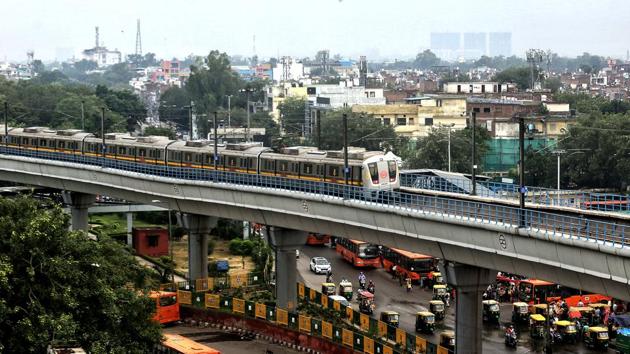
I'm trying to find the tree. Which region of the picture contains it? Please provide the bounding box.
[158,86,191,131]
[277,97,307,136]
[144,126,176,139]
[406,126,491,173]
[414,50,441,69]
[494,66,535,90]
[0,197,162,353]
[186,50,241,113]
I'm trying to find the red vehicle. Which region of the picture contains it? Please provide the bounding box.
[150,291,180,324]
[335,238,381,268]
[305,233,331,246]
[380,246,436,283]
[518,279,611,306]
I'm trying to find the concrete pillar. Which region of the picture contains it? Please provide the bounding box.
[126,213,134,246]
[62,191,95,232]
[268,227,307,312]
[182,214,217,282]
[444,262,494,354]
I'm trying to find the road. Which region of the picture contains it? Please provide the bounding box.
[297,244,612,354]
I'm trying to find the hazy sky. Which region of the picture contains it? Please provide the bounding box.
[2,0,629,62]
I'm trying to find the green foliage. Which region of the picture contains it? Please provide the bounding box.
[158,86,191,130]
[144,126,176,139]
[494,66,535,90]
[186,50,241,114]
[213,218,244,240]
[544,77,563,93]
[228,239,254,256]
[0,197,162,353]
[278,97,307,136]
[414,50,441,69]
[406,126,491,173]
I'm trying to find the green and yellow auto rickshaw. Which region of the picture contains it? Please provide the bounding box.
[427,271,444,288]
[531,303,548,316]
[321,282,335,296]
[430,300,446,320]
[433,284,449,304]
[529,314,546,339]
[440,330,455,351]
[570,306,594,326]
[554,320,577,344]
[338,280,353,301]
[482,300,500,323]
[584,326,609,350]
[512,302,529,323]
[380,311,400,328]
[415,311,436,333]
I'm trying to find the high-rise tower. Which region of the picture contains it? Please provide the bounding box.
[135,19,142,56]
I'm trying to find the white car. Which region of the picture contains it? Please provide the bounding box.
[309,257,331,274]
[329,295,350,307]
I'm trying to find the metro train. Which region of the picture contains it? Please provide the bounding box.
[0,126,400,191]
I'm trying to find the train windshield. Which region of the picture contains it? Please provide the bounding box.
[388,161,397,181]
[368,163,379,184]
[358,244,379,258]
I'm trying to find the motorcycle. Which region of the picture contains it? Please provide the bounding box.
[504,333,518,348]
[367,284,375,294]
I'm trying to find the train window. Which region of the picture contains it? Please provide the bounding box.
[316,165,322,176]
[290,162,299,173]
[58,141,65,149]
[261,159,273,171]
[128,147,135,155]
[279,160,288,172]
[388,161,397,181]
[39,139,47,147]
[239,158,247,168]
[22,138,28,145]
[352,166,361,181]
[328,165,340,177]
[139,148,147,157]
[227,156,237,166]
[368,162,379,184]
[184,153,192,162]
[118,146,126,155]
[303,163,313,175]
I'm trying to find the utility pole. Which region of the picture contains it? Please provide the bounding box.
[447,126,452,172]
[471,112,477,196]
[4,102,8,147]
[213,111,218,170]
[187,104,193,140]
[246,91,251,142]
[101,107,106,159]
[80,100,85,131]
[518,115,526,227]
[227,95,232,127]
[316,109,322,149]
[343,113,349,185]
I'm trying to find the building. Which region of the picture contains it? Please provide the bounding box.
[443,82,511,95]
[271,57,305,83]
[352,94,467,138]
[308,83,385,109]
[132,227,169,257]
[488,32,512,57]
[430,32,461,61]
[463,32,487,59]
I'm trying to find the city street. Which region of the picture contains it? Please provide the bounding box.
[297,244,612,354]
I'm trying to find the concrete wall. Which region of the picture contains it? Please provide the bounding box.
[1,154,630,300]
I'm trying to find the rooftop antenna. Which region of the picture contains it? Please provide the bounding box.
[251,34,257,65]
[526,49,544,90]
[95,26,100,48]
[135,19,142,56]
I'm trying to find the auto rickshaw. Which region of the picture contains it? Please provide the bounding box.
[439,330,455,351]
[588,303,610,325]
[415,311,436,333]
[482,300,500,322]
[529,314,546,338]
[530,303,548,316]
[380,311,400,328]
[358,289,375,315]
[512,302,529,323]
[584,326,609,350]
[554,320,577,343]
[570,306,594,326]
[321,282,335,296]
[430,300,446,320]
[338,280,353,301]
[427,271,444,288]
[433,284,449,305]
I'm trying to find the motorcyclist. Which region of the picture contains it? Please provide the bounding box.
[326,269,333,283]
[505,324,517,347]
[358,272,367,289]
[367,280,375,294]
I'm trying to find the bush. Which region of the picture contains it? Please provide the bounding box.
[228,239,255,256]
[207,239,216,255]
[213,218,244,240]
[229,239,243,255]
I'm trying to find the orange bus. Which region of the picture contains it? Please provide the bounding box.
[305,233,331,246]
[518,280,611,306]
[155,334,221,354]
[380,246,436,283]
[150,291,180,324]
[335,238,381,268]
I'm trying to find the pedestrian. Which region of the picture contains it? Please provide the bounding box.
[405,277,412,293]
[391,265,397,279]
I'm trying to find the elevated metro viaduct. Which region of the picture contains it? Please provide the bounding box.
[1,154,630,353]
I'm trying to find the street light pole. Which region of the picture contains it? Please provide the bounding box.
[101,107,106,159]
[4,102,8,147]
[213,111,218,170]
[246,91,251,142]
[471,112,477,196]
[227,95,232,127]
[80,100,85,131]
[447,127,452,172]
[518,115,526,227]
[343,113,349,185]
[557,153,561,191]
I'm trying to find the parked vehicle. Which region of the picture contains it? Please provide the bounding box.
[415,311,436,333]
[430,300,445,320]
[380,311,400,328]
[439,331,455,351]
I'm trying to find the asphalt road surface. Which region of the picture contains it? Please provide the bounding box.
[297,244,613,354]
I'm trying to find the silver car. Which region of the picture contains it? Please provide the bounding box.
[309,257,331,274]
